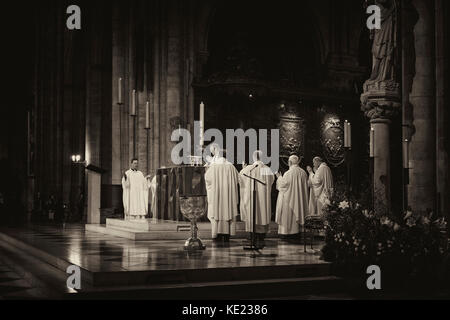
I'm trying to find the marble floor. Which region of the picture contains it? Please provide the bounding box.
[0,224,326,275]
[0,260,42,300]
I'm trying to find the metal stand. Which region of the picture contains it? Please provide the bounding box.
[345,147,352,196]
[403,167,409,212]
[242,173,266,255]
[131,114,137,157]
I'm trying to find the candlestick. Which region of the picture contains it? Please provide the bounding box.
[370,127,375,158]
[145,101,150,129]
[131,90,137,116]
[200,102,205,146]
[403,139,409,169]
[118,78,123,104]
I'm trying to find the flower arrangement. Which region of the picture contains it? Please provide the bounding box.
[322,189,448,284]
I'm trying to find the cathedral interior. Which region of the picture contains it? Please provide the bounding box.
[0,0,449,300]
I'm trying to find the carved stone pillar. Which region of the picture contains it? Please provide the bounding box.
[361,92,400,211]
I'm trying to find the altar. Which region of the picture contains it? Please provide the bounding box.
[152,165,207,222]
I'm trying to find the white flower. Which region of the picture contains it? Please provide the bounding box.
[380,217,391,226]
[421,216,430,225]
[404,210,413,220]
[339,201,350,210]
[406,217,416,228]
[393,223,400,231]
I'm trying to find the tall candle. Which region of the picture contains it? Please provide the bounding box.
[347,122,352,149]
[118,78,123,104]
[200,102,205,146]
[145,101,150,129]
[370,127,375,158]
[131,90,136,116]
[344,120,349,148]
[403,139,409,168]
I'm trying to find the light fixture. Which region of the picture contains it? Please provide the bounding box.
[71,154,86,165]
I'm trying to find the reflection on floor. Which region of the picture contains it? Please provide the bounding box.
[0,224,339,299]
[1,224,326,273]
[0,260,41,300]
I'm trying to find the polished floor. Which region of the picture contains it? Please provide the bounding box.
[0,260,41,300]
[0,224,326,274]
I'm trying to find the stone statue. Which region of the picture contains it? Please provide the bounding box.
[367,0,398,84]
[361,0,401,120]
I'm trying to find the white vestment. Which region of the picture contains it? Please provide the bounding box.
[239,161,275,233]
[275,165,309,235]
[205,156,239,238]
[308,163,334,216]
[122,169,149,219]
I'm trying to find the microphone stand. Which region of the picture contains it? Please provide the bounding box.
[243,167,266,255]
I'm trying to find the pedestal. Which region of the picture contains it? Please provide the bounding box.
[86,165,104,224]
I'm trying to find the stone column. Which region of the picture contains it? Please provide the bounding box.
[408,0,436,213]
[435,0,449,217]
[371,118,391,208]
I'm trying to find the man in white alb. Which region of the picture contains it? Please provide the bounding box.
[204,144,239,242]
[307,157,334,216]
[275,155,309,236]
[239,150,275,248]
[122,158,151,220]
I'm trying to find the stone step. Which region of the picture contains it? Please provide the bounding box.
[0,235,343,299]
[88,219,280,241]
[73,275,345,300]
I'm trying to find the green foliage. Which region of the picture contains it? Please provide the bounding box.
[322,187,448,280]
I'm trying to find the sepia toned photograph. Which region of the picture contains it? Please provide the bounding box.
[0,0,449,307]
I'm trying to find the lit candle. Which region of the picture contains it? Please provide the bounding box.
[370,127,375,158]
[118,78,123,104]
[200,102,205,146]
[131,90,136,116]
[145,101,150,129]
[403,139,409,168]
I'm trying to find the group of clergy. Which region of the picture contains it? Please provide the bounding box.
[121,145,334,248]
[204,144,334,246]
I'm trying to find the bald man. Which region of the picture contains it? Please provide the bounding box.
[307,157,334,216]
[205,143,239,242]
[239,150,275,248]
[275,155,309,236]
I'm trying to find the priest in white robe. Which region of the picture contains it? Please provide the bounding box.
[275,155,309,235]
[122,158,151,220]
[205,144,239,242]
[307,157,334,216]
[239,150,275,246]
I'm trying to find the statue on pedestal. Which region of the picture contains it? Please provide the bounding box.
[361,0,401,119]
